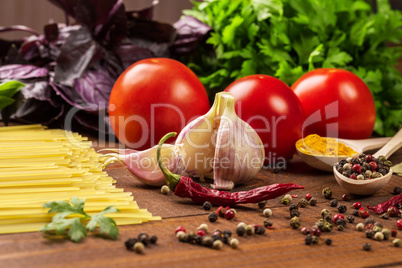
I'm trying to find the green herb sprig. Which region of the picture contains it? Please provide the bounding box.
[182,0,402,136]
[0,80,24,125]
[41,197,119,243]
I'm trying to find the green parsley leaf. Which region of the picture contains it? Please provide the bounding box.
[86,205,119,240]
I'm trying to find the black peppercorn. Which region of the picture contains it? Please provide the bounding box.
[363,242,371,251]
[350,158,360,165]
[305,234,313,245]
[380,213,390,220]
[236,226,246,236]
[364,217,375,226]
[290,209,300,218]
[203,201,212,210]
[255,226,265,235]
[337,204,347,213]
[325,238,332,245]
[150,235,158,244]
[352,210,359,216]
[125,238,138,250]
[394,187,402,195]
[337,225,344,231]
[138,233,150,246]
[336,218,347,226]
[330,199,338,207]
[309,198,317,206]
[339,159,348,166]
[378,168,388,176]
[347,215,355,223]
[223,230,232,238]
[289,204,298,211]
[202,236,214,247]
[258,200,267,209]
[208,212,218,222]
[366,230,375,239]
[264,219,273,228]
[322,187,332,199]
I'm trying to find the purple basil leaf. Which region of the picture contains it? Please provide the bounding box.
[113,42,154,69]
[0,64,48,80]
[75,0,127,44]
[44,23,59,43]
[172,16,212,55]
[125,0,157,21]
[21,81,51,102]
[0,25,39,37]
[127,19,176,43]
[54,27,103,86]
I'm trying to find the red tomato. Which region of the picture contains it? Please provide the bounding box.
[225,75,305,162]
[109,58,210,150]
[291,68,375,139]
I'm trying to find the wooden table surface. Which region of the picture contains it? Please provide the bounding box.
[1,136,401,268]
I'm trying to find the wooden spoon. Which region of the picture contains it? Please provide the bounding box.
[296,137,390,172]
[333,128,402,195]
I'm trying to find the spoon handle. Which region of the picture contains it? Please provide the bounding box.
[373,128,402,159]
[340,137,391,153]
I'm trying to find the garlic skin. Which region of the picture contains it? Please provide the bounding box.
[101,92,264,190]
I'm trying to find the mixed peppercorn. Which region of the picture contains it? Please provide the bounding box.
[335,154,391,180]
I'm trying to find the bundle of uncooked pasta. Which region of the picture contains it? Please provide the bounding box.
[0,124,160,234]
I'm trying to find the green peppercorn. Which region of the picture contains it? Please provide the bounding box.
[298,198,308,208]
[133,242,145,253]
[229,237,240,249]
[319,220,333,232]
[372,172,383,178]
[372,226,382,233]
[264,219,273,228]
[363,242,371,251]
[384,160,392,167]
[290,216,301,229]
[246,225,255,235]
[378,155,386,163]
[321,209,332,221]
[202,236,213,247]
[212,240,223,249]
[281,197,290,205]
[393,238,401,247]
[309,198,317,206]
[311,235,319,244]
[322,187,332,199]
[258,200,267,209]
[208,212,218,222]
[374,232,384,241]
[382,228,391,240]
[161,185,170,195]
[325,238,332,245]
[356,223,365,231]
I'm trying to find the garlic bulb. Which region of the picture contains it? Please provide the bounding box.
[101,92,264,190]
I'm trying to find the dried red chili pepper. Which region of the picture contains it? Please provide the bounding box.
[367,194,402,214]
[157,132,304,206]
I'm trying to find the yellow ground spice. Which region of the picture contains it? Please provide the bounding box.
[296,134,357,157]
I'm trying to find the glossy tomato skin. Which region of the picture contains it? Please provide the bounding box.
[225,75,305,161]
[291,68,375,139]
[109,58,210,150]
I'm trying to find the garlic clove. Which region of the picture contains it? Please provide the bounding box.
[101,144,184,187]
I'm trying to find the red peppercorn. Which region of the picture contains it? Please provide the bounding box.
[216,206,230,217]
[352,164,361,173]
[305,193,312,201]
[358,207,370,218]
[301,227,310,235]
[310,226,321,237]
[369,161,377,171]
[391,229,397,237]
[397,220,402,230]
[365,155,373,162]
[350,174,357,180]
[224,209,235,220]
[333,214,345,223]
[175,226,186,234]
[387,206,399,217]
[196,229,206,237]
[342,194,349,201]
[353,202,362,209]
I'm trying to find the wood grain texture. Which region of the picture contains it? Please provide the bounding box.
[0,135,401,268]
